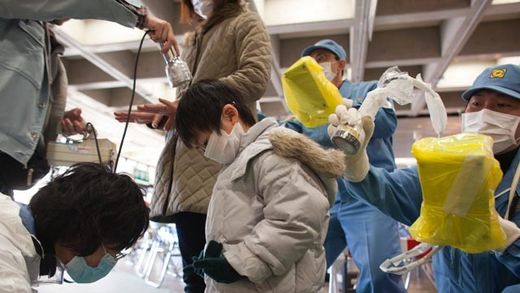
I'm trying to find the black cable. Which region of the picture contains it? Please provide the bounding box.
[85,122,103,166]
[114,30,149,172]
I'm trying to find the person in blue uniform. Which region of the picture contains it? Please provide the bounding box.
[285,39,405,293]
[330,63,520,293]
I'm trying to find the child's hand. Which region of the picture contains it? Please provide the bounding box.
[191,240,245,284]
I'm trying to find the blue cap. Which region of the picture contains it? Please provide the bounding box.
[462,64,520,101]
[301,39,347,60]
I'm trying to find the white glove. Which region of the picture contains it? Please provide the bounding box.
[496,216,520,254]
[328,99,375,182]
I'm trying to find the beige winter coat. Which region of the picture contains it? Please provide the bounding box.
[205,118,345,293]
[150,9,272,218]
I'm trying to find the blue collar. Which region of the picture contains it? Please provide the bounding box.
[18,203,36,235]
[339,79,353,99]
[497,149,520,196]
[495,149,520,216]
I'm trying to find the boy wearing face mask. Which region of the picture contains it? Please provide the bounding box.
[0,163,149,292]
[114,1,272,291]
[176,80,344,292]
[328,63,520,293]
[284,39,405,292]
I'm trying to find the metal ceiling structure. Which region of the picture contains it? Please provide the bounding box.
[52,0,520,163]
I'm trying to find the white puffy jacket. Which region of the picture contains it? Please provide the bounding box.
[205,118,345,292]
[0,194,39,293]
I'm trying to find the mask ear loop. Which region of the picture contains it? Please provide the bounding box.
[504,161,520,220]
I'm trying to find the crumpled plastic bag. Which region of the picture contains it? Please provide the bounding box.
[282,56,343,127]
[409,133,506,253]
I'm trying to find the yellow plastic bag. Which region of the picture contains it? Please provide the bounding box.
[282,56,343,127]
[409,133,506,253]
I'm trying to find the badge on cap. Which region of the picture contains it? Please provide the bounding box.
[490,68,506,79]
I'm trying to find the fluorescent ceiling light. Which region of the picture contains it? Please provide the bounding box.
[437,61,496,89]
[498,56,520,65]
[264,0,354,26]
[492,0,520,5]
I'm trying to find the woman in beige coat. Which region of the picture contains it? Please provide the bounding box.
[177,80,344,293]
[115,1,272,291]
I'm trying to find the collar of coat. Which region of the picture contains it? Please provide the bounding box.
[228,118,345,200]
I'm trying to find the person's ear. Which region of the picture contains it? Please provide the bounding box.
[222,104,239,124]
[337,59,347,72]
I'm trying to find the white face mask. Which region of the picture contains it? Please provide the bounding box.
[191,0,213,19]
[204,123,244,164]
[319,62,337,81]
[461,109,520,154]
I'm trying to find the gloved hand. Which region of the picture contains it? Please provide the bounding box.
[193,254,244,284]
[187,240,245,284]
[183,240,224,278]
[496,216,520,254]
[328,98,374,182]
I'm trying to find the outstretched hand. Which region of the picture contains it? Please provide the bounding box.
[327,98,374,182]
[114,98,178,130]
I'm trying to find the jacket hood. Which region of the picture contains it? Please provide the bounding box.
[268,128,345,202]
[268,128,346,177]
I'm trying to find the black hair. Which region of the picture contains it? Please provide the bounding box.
[176,79,256,148]
[29,163,149,256]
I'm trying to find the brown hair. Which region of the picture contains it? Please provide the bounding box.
[180,0,195,24]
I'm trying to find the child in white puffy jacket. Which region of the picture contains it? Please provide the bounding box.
[176,80,346,293]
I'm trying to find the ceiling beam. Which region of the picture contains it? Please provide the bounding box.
[375,8,468,29]
[53,27,156,103]
[59,3,520,62]
[267,19,353,35]
[350,0,377,82]
[249,0,286,117]
[268,35,284,98]
[62,38,174,57]
[365,57,441,69]
[410,0,491,115]
[374,2,520,29]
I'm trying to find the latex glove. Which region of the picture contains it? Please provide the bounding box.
[61,108,86,136]
[326,98,353,139]
[496,216,520,254]
[328,99,375,182]
[190,241,245,284]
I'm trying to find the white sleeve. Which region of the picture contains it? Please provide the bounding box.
[0,238,32,293]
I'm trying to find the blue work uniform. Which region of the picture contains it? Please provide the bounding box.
[285,79,405,293]
[347,148,520,292]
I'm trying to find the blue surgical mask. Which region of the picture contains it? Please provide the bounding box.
[64,249,117,283]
